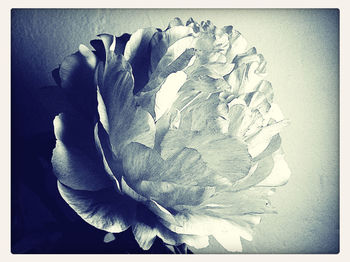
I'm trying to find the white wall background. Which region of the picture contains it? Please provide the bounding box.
[11,9,339,253]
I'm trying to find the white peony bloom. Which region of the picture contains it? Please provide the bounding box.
[51,17,290,253]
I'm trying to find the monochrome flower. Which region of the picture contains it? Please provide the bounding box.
[51,17,290,253]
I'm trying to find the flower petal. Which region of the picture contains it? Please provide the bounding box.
[90,33,131,61]
[94,122,124,190]
[161,130,252,184]
[165,213,252,242]
[247,120,289,158]
[225,29,248,63]
[257,150,291,187]
[198,187,276,216]
[135,180,215,209]
[124,28,158,93]
[213,231,243,252]
[121,142,164,182]
[176,92,229,133]
[121,142,215,209]
[150,26,194,73]
[132,222,157,250]
[231,155,274,191]
[52,113,112,191]
[53,112,96,152]
[58,51,97,118]
[52,140,113,191]
[136,48,195,118]
[57,181,136,233]
[97,53,155,155]
[154,71,187,121]
[133,203,209,250]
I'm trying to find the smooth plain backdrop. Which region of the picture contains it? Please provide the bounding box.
[11,9,339,253]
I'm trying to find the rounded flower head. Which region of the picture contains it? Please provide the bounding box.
[51,17,290,253]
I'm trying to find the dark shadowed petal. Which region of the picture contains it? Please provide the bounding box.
[58,51,97,118]
[121,177,180,226]
[52,114,113,191]
[90,33,131,61]
[57,181,136,233]
[124,28,158,93]
[53,112,96,153]
[52,140,113,191]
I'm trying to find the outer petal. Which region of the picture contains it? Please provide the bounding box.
[133,204,209,250]
[52,140,113,191]
[247,120,289,158]
[132,222,158,250]
[231,155,274,191]
[257,149,291,187]
[57,181,136,233]
[52,114,113,191]
[58,50,97,118]
[213,231,243,253]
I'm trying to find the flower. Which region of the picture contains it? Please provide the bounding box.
[51,17,291,253]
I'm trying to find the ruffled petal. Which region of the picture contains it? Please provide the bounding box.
[57,181,136,233]
[121,142,215,209]
[136,46,196,120]
[150,25,194,73]
[247,120,289,158]
[161,130,252,184]
[176,92,230,133]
